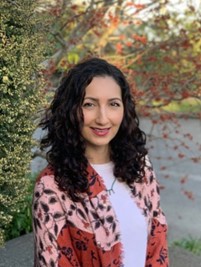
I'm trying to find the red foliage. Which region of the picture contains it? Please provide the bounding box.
[160,166,167,171]
[178,153,185,159]
[182,190,194,200]
[164,175,170,179]
[132,34,147,44]
[162,133,168,139]
[180,176,188,184]
[116,43,123,54]
[191,157,200,163]
[126,2,145,9]
[126,41,133,47]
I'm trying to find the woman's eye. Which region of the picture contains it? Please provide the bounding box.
[82,102,94,108]
[110,102,121,107]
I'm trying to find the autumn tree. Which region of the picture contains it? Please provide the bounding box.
[39,0,201,105]
[37,0,201,167]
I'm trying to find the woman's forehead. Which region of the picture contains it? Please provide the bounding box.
[84,76,122,98]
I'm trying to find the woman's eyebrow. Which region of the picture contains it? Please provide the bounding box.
[108,98,122,101]
[83,97,98,101]
[84,97,122,101]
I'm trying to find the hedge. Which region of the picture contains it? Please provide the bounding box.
[0,0,46,245]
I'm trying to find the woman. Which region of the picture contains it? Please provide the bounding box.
[32,57,169,267]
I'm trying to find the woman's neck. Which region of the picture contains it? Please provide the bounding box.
[85,146,110,164]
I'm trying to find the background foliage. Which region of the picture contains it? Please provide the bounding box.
[37,0,201,182]
[174,237,201,255]
[40,0,201,114]
[0,0,46,245]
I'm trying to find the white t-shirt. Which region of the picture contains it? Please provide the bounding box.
[91,162,147,267]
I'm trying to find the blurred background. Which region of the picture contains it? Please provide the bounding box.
[0,0,201,256]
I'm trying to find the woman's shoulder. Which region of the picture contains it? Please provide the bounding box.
[33,165,71,209]
[34,165,59,195]
[36,165,55,182]
[35,165,57,188]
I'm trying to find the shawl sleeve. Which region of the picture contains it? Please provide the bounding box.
[145,164,169,267]
[32,174,80,267]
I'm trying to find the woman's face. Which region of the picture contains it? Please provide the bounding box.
[81,76,124,153]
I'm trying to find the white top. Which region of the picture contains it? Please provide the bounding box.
[91,162,147,267]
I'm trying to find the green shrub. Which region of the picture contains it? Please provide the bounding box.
[0,0,45,246]
[174,237,201,255]
[4,173,37,241]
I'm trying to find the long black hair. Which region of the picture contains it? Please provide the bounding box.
[40,57,147,201]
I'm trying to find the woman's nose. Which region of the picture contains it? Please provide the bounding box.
[95,107,109,125]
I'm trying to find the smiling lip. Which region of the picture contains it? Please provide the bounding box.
[91,127,110,136]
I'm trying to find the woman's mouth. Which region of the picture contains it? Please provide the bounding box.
[91,127,110,136]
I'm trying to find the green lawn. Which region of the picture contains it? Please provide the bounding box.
[173,237,201,255]
[162,98,201,114]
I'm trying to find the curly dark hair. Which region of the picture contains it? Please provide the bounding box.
[40,57,148,201]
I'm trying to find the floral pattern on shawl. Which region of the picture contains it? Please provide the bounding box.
[32,163,169,267]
